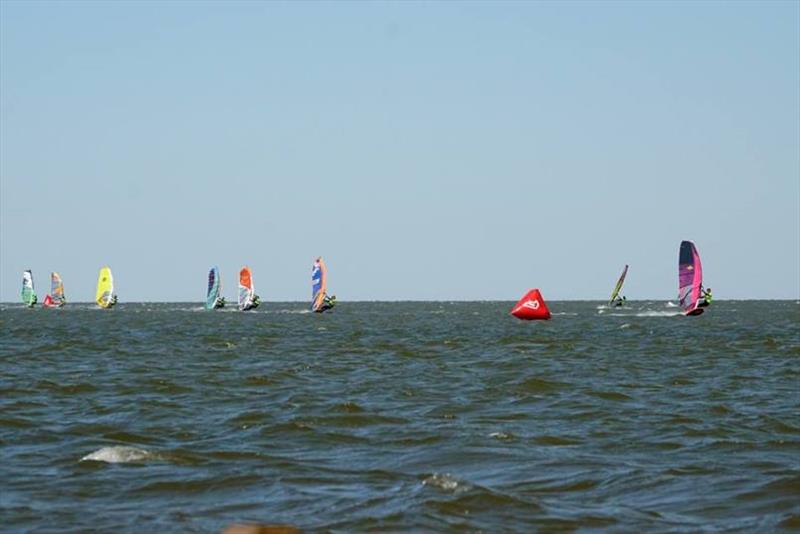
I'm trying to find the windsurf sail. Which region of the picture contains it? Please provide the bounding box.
[510,288,552,320]
[206,266,222,310]
[50,272,65,306]
[608,264,629,304]
[96,266,116,308]
[21,270,36,307]
[678,241,703,315]
[238,266,256,310]
[311,257,327,312]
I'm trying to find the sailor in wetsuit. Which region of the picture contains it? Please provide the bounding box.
[699,287,712,307]
[612,295,627,307]
[318,294,336,312]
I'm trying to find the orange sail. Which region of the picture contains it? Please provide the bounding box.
[238,266,257,310]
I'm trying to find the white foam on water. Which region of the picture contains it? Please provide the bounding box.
[422,473,471,494]
[620,323,631,329]
[665,301,679,308]
[634,310,684,317]
[603,310,683,317]
[80,446,157,464]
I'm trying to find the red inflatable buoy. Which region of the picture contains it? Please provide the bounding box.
[510,289,551,320]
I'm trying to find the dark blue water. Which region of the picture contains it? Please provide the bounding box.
[1,301,798,532]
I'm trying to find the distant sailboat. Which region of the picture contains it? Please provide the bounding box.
[21,270,37,307]
[96,266,118,309]
[238,266,260,311]
[679,241,705,316]
[206,267,225,310]
[311,257,336,312]
[43,272,66,308]
[608,264,628,306]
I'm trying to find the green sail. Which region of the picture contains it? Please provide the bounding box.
[21,270,36,307]
[608,264,628,304]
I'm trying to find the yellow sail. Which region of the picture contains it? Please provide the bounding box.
[95,266,115,308]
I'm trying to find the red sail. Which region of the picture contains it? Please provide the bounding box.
[510,289,551,320]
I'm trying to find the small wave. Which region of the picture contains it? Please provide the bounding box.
[589,390,632,402]
[80,446,158,464]
[602,310,683,317]
[489,431,513,440]
[665,301,679,308]
[534,435,583,446]
[422,473,471,494]
[633,310,684,317]
[517,377,569,393]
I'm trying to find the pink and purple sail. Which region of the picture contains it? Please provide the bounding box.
[678,240,703,315]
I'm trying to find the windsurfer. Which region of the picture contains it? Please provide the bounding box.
[612,295,626,307]
[699,287,712,307]
[321,294,336,311]
[251,295,261,309]
[215,297,226,309]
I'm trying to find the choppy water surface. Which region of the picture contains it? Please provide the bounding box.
[1,301,798,532]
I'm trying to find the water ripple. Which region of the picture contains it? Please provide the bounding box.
[0,301,797,531]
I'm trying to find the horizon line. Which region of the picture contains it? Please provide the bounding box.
[2,298,798,305]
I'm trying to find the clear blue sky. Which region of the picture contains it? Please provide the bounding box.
[1,1,798,301]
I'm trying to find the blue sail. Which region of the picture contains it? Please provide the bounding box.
[311,258,326,311]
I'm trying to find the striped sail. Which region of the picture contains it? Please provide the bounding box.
[311,257,327,312]
[238,266,255,310]
[51,272,66,306]
[21,270,36,306]
[608,264,628,304]
[206,267,222,310]
[678,241,703,314]
[96,266,115,308]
